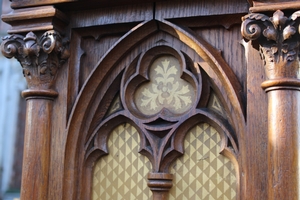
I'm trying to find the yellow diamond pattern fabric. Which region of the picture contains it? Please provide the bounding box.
[92,123,152,200]
[169,123,236,200]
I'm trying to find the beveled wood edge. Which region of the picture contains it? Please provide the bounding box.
[1,6,69,34]
[261,78,300,92]
[10,0,77,9]
[250,1,300,13]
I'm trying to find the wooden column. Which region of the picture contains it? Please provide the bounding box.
[242,10,300,199]
[1,31,69,200]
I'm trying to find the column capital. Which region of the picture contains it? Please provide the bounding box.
[1,30,69,99]
[242,10,300,91]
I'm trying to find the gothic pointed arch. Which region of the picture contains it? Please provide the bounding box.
[63,19,246,200]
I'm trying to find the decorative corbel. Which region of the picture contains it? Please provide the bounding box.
[242,10,300,199]
[1,30,69,98]
[242,10,300,81]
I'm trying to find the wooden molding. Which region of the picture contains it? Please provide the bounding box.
[148,173,173,199]
[1,30,70,98]
[1,6,69,34]
[10,0,77,9]
[251,1,300,12]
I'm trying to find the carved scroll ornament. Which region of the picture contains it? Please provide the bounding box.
[242,10,300,86]
[1,31,69,94]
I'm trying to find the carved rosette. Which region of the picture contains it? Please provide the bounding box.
[1,30,69,98]
[242,10,300,89]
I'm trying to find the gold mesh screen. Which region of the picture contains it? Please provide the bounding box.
[169,123,236,200]
[92,124,152,200]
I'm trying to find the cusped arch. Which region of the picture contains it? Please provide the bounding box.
[63,19,246,200]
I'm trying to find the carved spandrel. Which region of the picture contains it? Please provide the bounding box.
[241,10,300,81]
[1,30,69,96]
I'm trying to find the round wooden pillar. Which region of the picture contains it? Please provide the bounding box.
[242,10,300,199]
[1,31,69,200]
[263,83,300,199]
[21,90,58,199]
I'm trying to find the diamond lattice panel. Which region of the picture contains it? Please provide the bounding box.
[169,123,236,200]
[92,124,152,200]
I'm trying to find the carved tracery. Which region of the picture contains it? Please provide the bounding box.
[86,45,239,197]
[64,20,245,200]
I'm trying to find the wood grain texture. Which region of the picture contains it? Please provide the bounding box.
[242,9,300,199]
[1,6,69,34]
[11,0,156,10]
[68,3,153,29]
[155,0,249,20]
[250,1,300,12]
[194,25,247,99]
[244,44,268,200]
[10,0,76,9]
[7,0,300,200]
[21,99,53,200]
[67,23,139,119]
[267,90,300,199]
[64,20,245,200]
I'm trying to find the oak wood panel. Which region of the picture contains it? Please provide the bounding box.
[244,44,268,200]
[48,61,69,200]
[68,3,153,29]
[194,25,247,99]
[167,14,245,30]
[155,0,249,20]
[67,23,140,118]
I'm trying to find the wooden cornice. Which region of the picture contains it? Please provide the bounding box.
[1,6,69,34]
[250,1,300,12]
[10,0,77,9]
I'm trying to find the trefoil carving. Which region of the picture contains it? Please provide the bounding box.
[86,46,238,178]
[136,56,194,115]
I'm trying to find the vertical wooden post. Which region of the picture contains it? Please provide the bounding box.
[21,93,57,199]
[264,89,300,199]
[242,10,300,199]
[0,31,69,200]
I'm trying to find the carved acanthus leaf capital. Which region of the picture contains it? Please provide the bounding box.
[1,30,70,91]
[242,10,300,81]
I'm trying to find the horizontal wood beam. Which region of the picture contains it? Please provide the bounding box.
[250,1,300,12]
[1,6,69,34]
